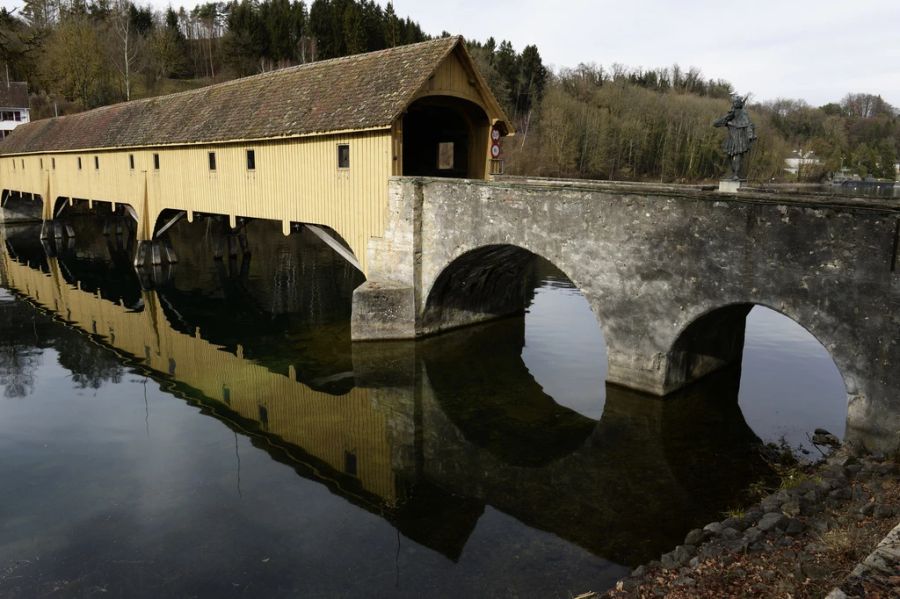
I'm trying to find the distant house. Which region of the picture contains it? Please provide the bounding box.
[784,149,821,176]
[0,82,29,140]
[831,168,861,183]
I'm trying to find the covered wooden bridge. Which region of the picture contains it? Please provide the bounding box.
[0,36,512,274]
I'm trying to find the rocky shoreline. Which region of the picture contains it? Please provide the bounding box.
[588,442,899,598]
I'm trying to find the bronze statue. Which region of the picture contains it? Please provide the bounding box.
[714,95,757,180]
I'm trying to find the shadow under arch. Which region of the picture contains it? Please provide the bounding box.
[2,223,49,272]
[153,217,366,394]
[666,301,850,435]
[0,191,44,221]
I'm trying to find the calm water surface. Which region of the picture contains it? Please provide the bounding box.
[0,215,848,597]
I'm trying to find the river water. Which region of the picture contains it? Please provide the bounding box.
[0,215,848,598]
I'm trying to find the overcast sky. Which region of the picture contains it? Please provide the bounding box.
[389,0,900,107]
[3,0,898,106]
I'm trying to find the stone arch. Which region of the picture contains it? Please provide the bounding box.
[665,301,850,394]
[420,243,609,352]
[664,301,854,436]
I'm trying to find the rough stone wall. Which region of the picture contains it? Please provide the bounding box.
[355,177,900,451]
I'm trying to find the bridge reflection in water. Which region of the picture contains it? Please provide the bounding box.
[0,218,774,573]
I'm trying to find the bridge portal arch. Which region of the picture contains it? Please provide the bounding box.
[402,96,490,179]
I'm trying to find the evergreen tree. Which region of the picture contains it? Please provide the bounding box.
[383,1,398,47]
[518,44,546,112]
[341,1,364,55]
[0,8,41,82]
[128,3,153,35]
[260,0,292,62]
[222,0,263,75]
[308,0,334,58]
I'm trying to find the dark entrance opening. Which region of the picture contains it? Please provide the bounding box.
[402,96,489,179]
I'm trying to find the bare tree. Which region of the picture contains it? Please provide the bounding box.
[111,0,140,100]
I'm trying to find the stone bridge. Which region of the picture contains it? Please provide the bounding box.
[352,177,900,451]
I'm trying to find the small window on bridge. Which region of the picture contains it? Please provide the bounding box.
[129,154,134,170]
[344,451,358,476]
[11,159,14,170]
[77,157,82,170]
[337,144,350,169]
[51,157,55,170]
[21,159,24,169]
[208,151,217,171]
[153,153,160,170]
[246,149,255,170]
[437,142,455,170]
[94,156,99,170]
[39,158,43,169]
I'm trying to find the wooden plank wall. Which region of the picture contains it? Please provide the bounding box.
[0,130,394,275]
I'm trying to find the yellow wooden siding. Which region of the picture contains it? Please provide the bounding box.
[416,49,484,107]
[0,129,394,275]
[0,251,399,503]
[0,51,507,275]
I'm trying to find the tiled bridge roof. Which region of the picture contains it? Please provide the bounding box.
[0,37,461,154]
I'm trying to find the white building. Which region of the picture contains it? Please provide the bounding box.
[0,82,29,140]
[784,149,822,176]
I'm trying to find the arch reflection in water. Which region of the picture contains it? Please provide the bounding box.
[452,248,851,453]
[522,258,608,420]
[409,319,772,566]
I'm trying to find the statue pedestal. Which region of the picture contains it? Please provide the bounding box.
[718,179,743,193]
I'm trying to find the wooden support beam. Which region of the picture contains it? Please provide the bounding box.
[304,224,362,272]
[154,211,186,238]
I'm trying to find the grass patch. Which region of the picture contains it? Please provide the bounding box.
[819,527,868,563]
[776,465,822,490]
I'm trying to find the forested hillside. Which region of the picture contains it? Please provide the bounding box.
[0,0,896,182]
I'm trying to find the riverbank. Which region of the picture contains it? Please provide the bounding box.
[590,443,899,598]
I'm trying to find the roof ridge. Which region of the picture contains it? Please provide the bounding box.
[390,36,465,123]
[44,37,463,122]
[0,34,488,154]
